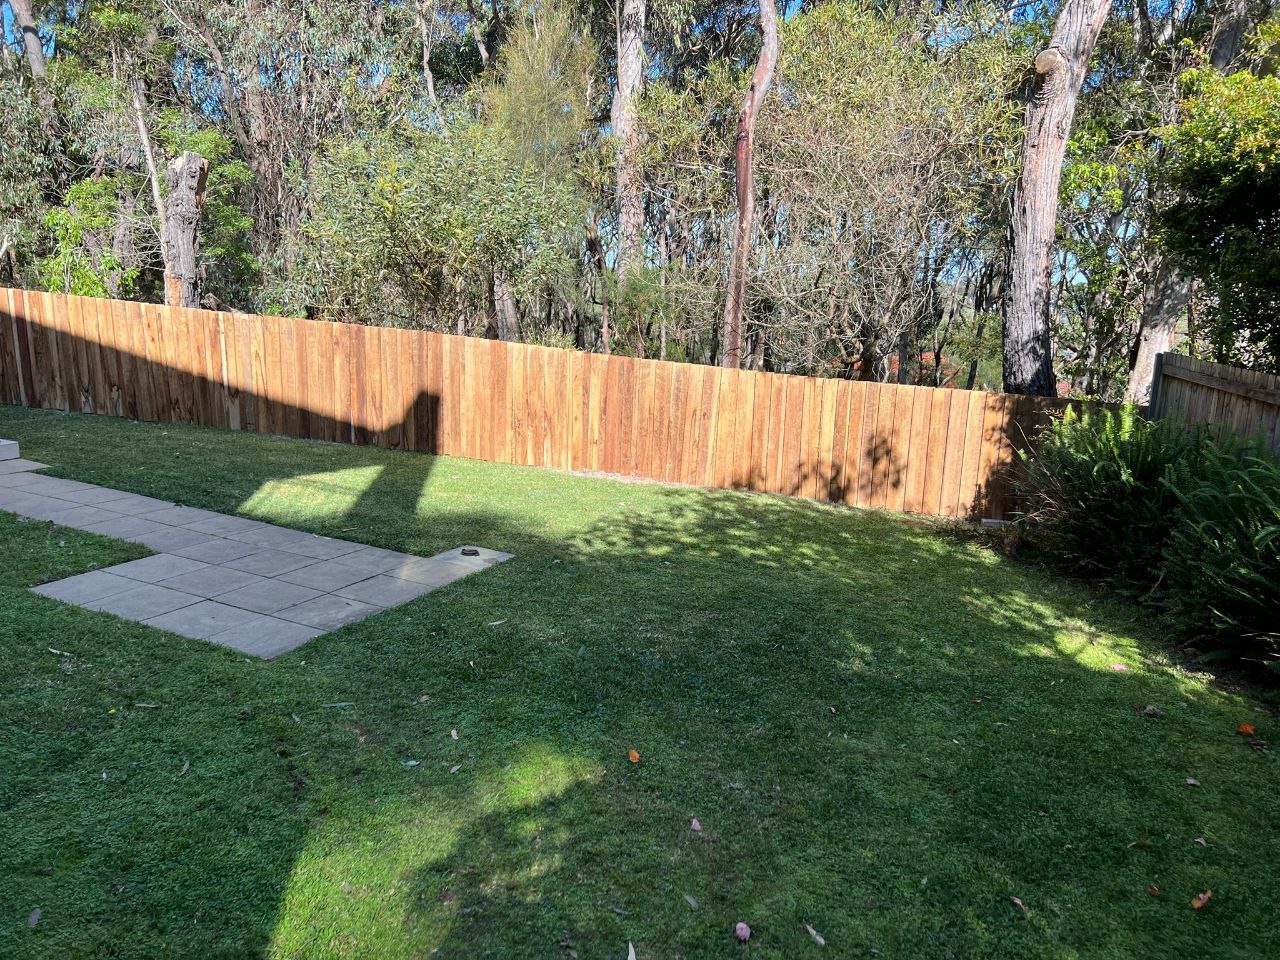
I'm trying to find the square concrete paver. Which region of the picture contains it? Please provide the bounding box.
[335,574,436,607]
[171,537,261,563]
[111,553,211,583]
[0,458,47,474]
[42,505,125,529]
[387,556,474,588]
[11,461,512,659]
[217,578,323,615]
[131,526,218,553]
[144,600,261,639]
[277,594,380,630]
[33,570,139,605]
[83,584,198,620]
[158,566,268,599]
[98,493,175,516]
[224,548,318,577]
[206,617,322,659]
[277,559,370,592]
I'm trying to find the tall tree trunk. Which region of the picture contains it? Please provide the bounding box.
[493,268,519,341]
[415,0,443,124]
[612,0,646,304]
[720,0,779,369]
[163,151,210,308]
[1002,0,1112,396]
[8,0,46,78]
[1127,0,1250,404]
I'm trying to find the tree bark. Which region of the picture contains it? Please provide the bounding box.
[1126,0,1250,403]
[612,0,646,295]
[8,0,46,78]
[163,151,210,308]
[1002,0,1112,396]
[720,0,779,369]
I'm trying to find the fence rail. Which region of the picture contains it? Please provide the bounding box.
[0,288,1073,519]
[1152,353,1280,455]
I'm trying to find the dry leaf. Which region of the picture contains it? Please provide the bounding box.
[1143,705,1164,718]
[404,759,420,768]
[1193,837,1208,847]
[1010,896,1027,915]
[450,729,458,740]
[628,749,640,763]
[1185,778,1200,788]
[1147,885,1161,897]
[179,758,189,776]
[804,922,826,946]
[1238,723,1256,736]
[690,818,702,832]
[27,908,40,929]
[627,941,637,960]
[449,764,462,774]
[1110,663,1130,672]
[1191,890,1213,910]
[683,894,698,909]
[734,922,751,942]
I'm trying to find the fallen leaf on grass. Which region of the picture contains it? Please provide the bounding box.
[1193,837,1209,847]
[683,894,698,909]
[1143,705,1164,719]
[403,760,420,768]
[1238,723,1256,736]
[627,941,636,960]
[734,922,751,942]
[28,908,40,928]
[1010,896,1027,915]
[804,922,826,946]
[1185,778,1200,788]
[628,749,640,763]
[1147,885,1161,897]
[1110,663,1130,672]
[179,758,189,776]
[1191,891,1213,910]
[449,764,462,774]
[690,818,702,832]
[450,729,458,740]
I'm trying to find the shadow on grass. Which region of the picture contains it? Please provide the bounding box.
[1,409,1277,958]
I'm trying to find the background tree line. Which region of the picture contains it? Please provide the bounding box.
[2,0,1277,401]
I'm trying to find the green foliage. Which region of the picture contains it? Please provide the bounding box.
[0,80,51,282]
[36,177,137,297]
[1159,25,1280,372]
[1162,443,1280,656]
[1018,405,1198,586]
[1022,407,1280,660]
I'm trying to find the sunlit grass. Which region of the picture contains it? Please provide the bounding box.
[1,405,1277,960]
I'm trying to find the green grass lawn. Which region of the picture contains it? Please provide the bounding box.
[1,404,1277,960]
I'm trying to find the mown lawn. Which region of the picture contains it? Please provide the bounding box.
[1,404,1277,960]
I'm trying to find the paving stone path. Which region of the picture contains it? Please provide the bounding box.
[0,454,511,658]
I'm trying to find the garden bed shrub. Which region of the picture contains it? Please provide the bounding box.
[1018,406,1279,665]
[1016,404,1200,588]
[1162,442,1280,657]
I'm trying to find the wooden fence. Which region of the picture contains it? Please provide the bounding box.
[0,288,1072,519]
[1152,353,1280,455]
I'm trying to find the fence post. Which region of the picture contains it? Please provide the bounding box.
[1146,352,1165,420]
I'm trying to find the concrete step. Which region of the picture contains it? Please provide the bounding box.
[0,439,19,461]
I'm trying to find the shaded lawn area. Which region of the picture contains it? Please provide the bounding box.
[1,405,1277,960]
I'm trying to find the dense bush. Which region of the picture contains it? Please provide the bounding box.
[1017,405,1200,587]
[1018,406,1280,664]
[1162,444,1280,653]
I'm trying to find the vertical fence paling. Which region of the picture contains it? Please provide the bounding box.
[0,288,1075,518]
[1153,353,1280,455]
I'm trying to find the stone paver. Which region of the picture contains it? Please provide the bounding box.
[223,548,318,577]
[111,553,211,583]
[277,559,371,592]
[277,594,380,630]
[143,600,260,639]
[206,618,322,658]
[6,459,512,659]
[83,583,198,620]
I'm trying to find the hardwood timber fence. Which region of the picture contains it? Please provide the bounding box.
[0,288,1075,519]
[1151,352,1280,456]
